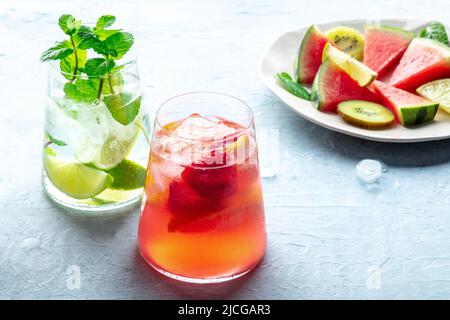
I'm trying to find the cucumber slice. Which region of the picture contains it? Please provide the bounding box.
[337,100,395,129]
[325,26,365,61]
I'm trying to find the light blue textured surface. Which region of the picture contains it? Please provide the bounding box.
[1,0,450,299]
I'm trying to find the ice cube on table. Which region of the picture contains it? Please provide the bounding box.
[356,159,383,184]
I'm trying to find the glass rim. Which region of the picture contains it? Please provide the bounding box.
[155,91,255,143]
[48,55,137,79]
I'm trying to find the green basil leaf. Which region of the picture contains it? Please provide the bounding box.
[276,72,311,101]
[419,21,449,45]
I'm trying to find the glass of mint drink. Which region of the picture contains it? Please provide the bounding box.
[41,14,150,213]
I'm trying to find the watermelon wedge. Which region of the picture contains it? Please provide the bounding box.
[390,38,450,91]
[372,80,439,126]
[364,25,414,77]
[311,58,380,112]
[297,25,329,85]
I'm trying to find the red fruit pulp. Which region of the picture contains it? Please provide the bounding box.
[390,38,450,91]
[297,25,329,85]
[316,59,380,112]
[364,26,413,77]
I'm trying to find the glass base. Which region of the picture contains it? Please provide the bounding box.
[139,249,262,284]
[43,174,142,216]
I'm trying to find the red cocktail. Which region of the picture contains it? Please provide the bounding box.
[138,92,266,283]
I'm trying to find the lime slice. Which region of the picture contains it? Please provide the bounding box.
[417,79,450,114]
[105,159,146,190]
[44,154,113,199]
[322,43,377,87]
[90,132,138,170]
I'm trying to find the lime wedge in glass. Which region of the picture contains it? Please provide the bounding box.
[90,132,138,170]
[105,159,146,190]
[44,154,114,199]
[322,43,377,87]
[417,79,450,114]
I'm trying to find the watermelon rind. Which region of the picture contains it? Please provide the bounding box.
[399,103,439,126]
[414,38,450,56]
[311,62,324,110]
[365,24,415,39]
[297,25,327,84]
[373,81,439,126]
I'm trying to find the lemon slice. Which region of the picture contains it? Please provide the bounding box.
[44,154,114,199]
[322,43,377,87]
[417,79,450,114]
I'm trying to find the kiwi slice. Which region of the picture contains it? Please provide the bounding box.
[337,100,395,129]
[325,26,365,61]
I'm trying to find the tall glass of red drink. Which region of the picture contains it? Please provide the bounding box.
[138,92,266,283]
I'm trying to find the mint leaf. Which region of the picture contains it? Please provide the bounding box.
[102,32,134,59]
[96,15,116,29]
[276,72,311,101]
[58,14,81,35]
[95,29,121,41]
[419,21,449,45]
[104,92,141,125]
[91,41,110,56]
[77,25,94,39]
[64,79,99,103]
[84,58,115,77]
[77,25,99,49]
[40,41,73,61]
[46,132,67,146]
[60,47,87,78]
[103,70,125,94]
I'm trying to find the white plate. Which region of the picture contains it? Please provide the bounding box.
[261,19,450,143]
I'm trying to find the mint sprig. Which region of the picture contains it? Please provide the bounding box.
[41,14,140,125]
